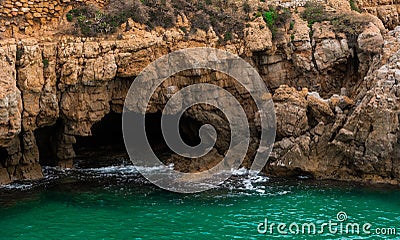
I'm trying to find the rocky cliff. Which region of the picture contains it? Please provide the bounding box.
[0,0,399,185]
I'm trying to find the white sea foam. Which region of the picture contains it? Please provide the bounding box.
[1,165,275,193]
[231,167,249,176]
[0,182,34,190]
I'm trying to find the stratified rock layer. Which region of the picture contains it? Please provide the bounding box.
[0,8,398,185]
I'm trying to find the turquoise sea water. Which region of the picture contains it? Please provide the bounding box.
[0,167,399,240]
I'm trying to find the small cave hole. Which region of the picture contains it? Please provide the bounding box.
[143,110,230,172]
[0,147,8,167]
[34,121,61,166]
[145,111,203,151]
[74,112,127,168]
[306,106,319,130]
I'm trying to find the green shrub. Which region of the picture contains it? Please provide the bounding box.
[224,31,232,41]
[191,11,211,32]
[184,0,245,39]
[300,1,372,43]
[16,48,24,61]
[42,59,49,68]
[68,1,150,37]
[66,0,246,40]
[262,7,292,39]
[289,20,295,30]
[276,8,292,26]
[349,0,360,12]
[330,13,372,45]
[263,9,277,29]
[66,13,73,22]
[301,1,329,27]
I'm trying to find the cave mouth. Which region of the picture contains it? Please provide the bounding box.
[73,111,210,168]
[35,120,61,167]
[145,111,204,155]
[143,110,229,173]
[74,112,128,168]
[0,147,7,167]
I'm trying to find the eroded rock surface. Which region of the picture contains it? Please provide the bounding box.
[267,27,400,184]
[0,3,398,186]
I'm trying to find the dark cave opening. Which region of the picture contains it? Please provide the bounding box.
[75,112,126,152]
[73,112,127,168]
[0,147,7,167]
[34,121,61,166]
[145,111,204,155]
[142,110,231,172]
[179,116,203,147]
[73,111,210,168]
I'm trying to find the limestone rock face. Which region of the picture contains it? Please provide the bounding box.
[273,86,309,138]
[334,49,400,181]
[0,7,398,185]
[0,44,21,147]
[291,14,313,72]
[355,0,400,30]
[166,148,224,173]
[326,0,351,12]
[314,38,350,70]
[376,5,399,29]
[267,26,400,184]
[357,22,384,54]
[312,23,351,71]
[0,44,41,184]
[17,41,59,132]
[244,17,273,53]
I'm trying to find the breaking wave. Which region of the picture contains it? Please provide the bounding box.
[0,165,290,197]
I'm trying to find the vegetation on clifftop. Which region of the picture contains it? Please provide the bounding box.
[301,1,375,41]
[66,0,370,45]
[349,0,361,12]
[264,7,291,39]
[67,0,248,39]
[301,1,328,28]
[66,0,294,41]
[67,1,150,37]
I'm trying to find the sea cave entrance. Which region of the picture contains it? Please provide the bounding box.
[35,121,61,167]
[0,147,8,167]
[73,111,206,168]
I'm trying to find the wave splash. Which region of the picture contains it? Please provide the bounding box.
[0,165,289,197]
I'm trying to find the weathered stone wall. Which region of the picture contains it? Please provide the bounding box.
[356,0,400,29]
[0,0,108,35]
